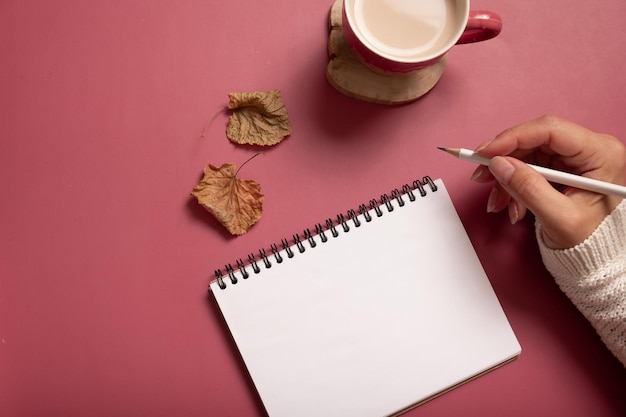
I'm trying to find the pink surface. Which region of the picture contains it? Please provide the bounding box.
[1,1,625,416]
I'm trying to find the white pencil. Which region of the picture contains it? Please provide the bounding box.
[438,147,626,199]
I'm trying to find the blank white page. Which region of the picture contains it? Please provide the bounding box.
[210,178,520,417]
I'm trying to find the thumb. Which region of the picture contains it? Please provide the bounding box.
[489,156,570,225]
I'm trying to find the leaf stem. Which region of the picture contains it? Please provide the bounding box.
[235,152,263,177]
[200,106,228,138]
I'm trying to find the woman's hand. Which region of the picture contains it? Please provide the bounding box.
[472,115,625,249]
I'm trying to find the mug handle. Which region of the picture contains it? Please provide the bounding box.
[457,11,502,44]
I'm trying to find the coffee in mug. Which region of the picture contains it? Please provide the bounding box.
[342,0,502,73]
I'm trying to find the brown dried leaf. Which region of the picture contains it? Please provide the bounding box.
[191,163,264,235]
[226,89,292,146]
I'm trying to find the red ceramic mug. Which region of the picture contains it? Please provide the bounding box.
[342,0,502,73]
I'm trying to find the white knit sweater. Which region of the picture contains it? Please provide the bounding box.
[536,200,626,367]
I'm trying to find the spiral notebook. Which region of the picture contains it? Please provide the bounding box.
[210,177,520,417]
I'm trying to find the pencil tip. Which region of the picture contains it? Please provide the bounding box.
[437,147,460,158]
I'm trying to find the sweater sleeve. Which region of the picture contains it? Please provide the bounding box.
[536,200,626,368]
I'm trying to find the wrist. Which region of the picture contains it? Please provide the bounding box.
[537,200,626,277]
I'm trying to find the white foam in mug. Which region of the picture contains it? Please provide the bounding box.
[342,0,502,73]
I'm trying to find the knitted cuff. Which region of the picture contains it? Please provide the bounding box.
[536,200,626,284]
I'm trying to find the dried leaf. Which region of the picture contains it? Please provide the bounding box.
[191,162,264,235]
[226,89,292,146]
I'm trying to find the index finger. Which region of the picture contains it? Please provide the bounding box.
[475,114,601,162]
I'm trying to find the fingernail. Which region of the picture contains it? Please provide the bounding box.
[487,187,498,213]
[475,138,495,152]
[508,202,519,225]
[489,156,516,185]
[471,166,487,181]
